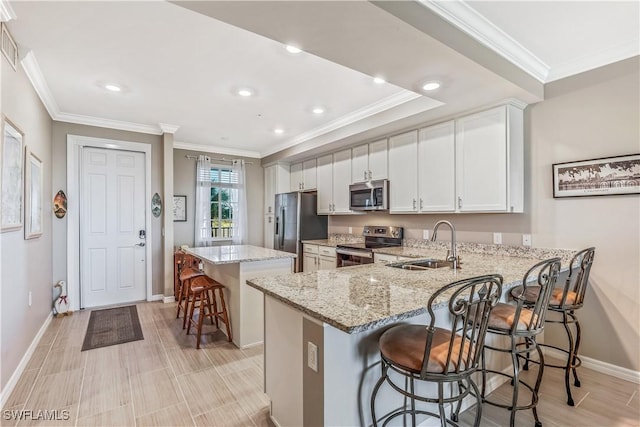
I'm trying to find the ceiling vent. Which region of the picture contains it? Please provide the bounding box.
[1,23,17,70]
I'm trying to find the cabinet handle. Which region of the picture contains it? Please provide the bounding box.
[364,170,367,181]
[368,170,372,180]
[420,199,423,210]
[458,197,462,209]
[268,206,272,213]
[413,199,417,210]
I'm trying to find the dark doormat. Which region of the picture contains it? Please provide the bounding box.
[81,305,144,351]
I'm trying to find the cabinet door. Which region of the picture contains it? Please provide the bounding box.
[456,107,507,212]
[302,159,317,190]
[264,215,274,249]
[290,162,303,192]
[318,255,336,270]
[388,131,418,213]
[332,149,352,214]
[303,253,318,273]
[418,121,456,212]
[368,139,388,181]
[264,166,276,215]
[316,154,333,215]
[351,144,369,183]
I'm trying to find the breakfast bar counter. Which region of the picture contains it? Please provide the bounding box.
[246,246,575,426]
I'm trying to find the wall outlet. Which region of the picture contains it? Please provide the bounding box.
[348,226,353,234]
[422,229,429,240]
[522,234,532,247]
[493,233,502,245]
[28,291,32,307]
[307,341,318,372]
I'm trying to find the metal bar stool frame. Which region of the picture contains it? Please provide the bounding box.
[514,247,595,406]
[371,274,503,427]
[481,257,562,427]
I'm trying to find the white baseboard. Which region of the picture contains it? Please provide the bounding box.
[163,296,175,304]
[543,347,640,384]
[150,294,164,302]
[0,311,53,408]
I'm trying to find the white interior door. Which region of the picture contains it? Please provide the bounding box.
[80,147,146,308]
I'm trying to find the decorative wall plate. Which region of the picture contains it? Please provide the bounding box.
[53,190,67,218]
[151,192,162,218]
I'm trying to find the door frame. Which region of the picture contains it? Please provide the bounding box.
[67,135,152,310]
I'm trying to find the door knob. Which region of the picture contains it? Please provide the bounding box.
[135,243,146,247]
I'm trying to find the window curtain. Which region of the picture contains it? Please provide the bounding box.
[195,155,213,247]
[231,159,248,245]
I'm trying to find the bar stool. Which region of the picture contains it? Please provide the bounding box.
[185,275,233,346]
[177,265,205,328]
[481,257,561,427]
[510,247,595,406]
[371,274,503,427]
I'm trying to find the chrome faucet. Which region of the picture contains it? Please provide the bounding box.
[430,220,459,269]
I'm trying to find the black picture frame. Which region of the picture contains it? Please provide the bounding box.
[173,195,187,222]
[552,153,640,198]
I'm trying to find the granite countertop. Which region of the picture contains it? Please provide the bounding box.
[185,245,296,265]
[246,251,574,334]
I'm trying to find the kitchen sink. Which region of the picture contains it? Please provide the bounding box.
[386,259,453,270]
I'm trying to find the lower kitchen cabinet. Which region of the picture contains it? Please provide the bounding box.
[303,244,337,271]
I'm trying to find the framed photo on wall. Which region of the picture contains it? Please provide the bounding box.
[25,146,43,239]
[173,195,187,222]
[1,117,24,231]
[552,153,640,198]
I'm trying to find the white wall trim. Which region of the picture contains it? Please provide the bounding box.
[173,141,261,159]
[21,52,60,119]
[0,312,52,408]
[163,296,176,304]
[66,135,153,311]
[159,123,180,134]
[417,0,549,83]
[57,112,162,135]
[543,347,640,385]
[151,294,164,302]
[261,91,423,158]
[0,0,17,22]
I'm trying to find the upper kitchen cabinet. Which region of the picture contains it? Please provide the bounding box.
[264,163,290,215]
[455,104,523,213]
[418,121,456,212]
[290,160,317,191]
[316,149,352,215]
[388,131,419,213]
[351,139,388,183]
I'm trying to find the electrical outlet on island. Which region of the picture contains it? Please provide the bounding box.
[423,229,429,240]
[348,226,353,234]
[493,232,502,245]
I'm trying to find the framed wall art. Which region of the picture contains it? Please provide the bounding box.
[24,146,43,239]
[173,195,187,222]
[1,117,24,231]
[553,153,640,198]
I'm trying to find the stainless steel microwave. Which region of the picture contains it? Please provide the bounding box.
[349,180,389,211]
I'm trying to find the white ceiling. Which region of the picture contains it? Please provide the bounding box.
[4,1,639,160]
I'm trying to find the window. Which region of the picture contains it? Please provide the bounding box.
[198,165,240,240]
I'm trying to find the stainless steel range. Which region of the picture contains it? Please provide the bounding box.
[336,226,403,268]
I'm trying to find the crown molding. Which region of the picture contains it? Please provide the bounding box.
[260,90,422,158]
[56,112,162,135]
[173,141,261,159]
[418,0,549,83]
[21,51,61,119]
[546,39,640,83]
[159,123,180,134]
[0,0,17,22]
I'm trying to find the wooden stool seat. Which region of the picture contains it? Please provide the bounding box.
[185,275,233,349]
[177,266,205,327]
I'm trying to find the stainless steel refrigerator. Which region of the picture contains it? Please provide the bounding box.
[274,192,328,272]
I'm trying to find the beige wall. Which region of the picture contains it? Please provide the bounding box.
[1,59,53,390]
[51,123,165,296]
[331,57,640,371]
[173,149,264,247]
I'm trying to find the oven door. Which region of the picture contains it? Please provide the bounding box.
[336,248,374,268]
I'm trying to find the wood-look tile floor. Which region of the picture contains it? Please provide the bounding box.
[3,302,639,426]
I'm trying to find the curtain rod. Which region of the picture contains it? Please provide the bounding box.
[185,155,254,164]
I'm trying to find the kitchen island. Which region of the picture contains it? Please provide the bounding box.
[246,246,575,427]
[185,245,295,348]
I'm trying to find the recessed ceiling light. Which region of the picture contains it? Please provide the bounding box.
[285,45,302,54]
[104,84,121,92]
[312,107,325,114]
[373,77,386,85]
[422,81,441,91]
[238,88,253,97]
[274,128,284,134]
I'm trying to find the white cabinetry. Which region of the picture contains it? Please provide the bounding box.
[351,139,387,183]
[303,244,336,271]
[418,121,456,212]
[290,160,317,191]
[316,150,352,215]
[264,215,275,249]
[388,131,419,213]
[455,105,523,212]
[318,246,337,270]
[264,163,290,248]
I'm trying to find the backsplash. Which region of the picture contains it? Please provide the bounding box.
[328,233,364,243]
